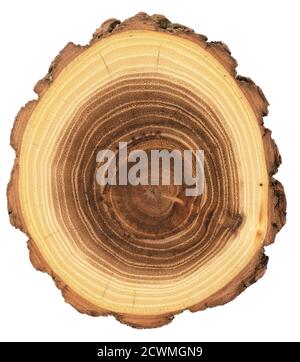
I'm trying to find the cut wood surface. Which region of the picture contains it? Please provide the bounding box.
[8,13,286,328]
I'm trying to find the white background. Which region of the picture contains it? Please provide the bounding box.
[0,0,299,342]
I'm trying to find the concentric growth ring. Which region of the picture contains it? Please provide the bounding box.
[8,13,286,328]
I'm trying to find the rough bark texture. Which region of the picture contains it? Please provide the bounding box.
[8,13,286,328]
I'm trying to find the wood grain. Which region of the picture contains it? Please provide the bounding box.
[8,13,286,328]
